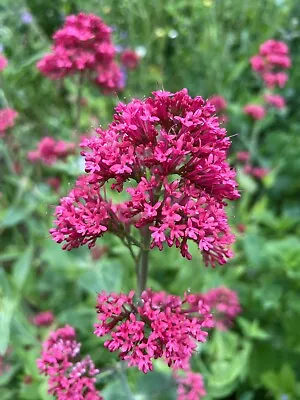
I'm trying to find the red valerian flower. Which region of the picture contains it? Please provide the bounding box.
[32,311,54,327]
[243,104,265,120]
[174,369,206,400]
[201,286,241,330]
[250,39,291,88]
[37,13,123,93]
[28,137,75,165]
[37,325,102,400]
[94,289,213,373]
[0,54,8,71]
[236,151,250,163]
[208,95,227,113]
[264,93,286,109]
[51,89,239,266]
[121,49,140,70]
[0,108,18,137]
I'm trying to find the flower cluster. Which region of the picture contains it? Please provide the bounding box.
[32,311,54,327]
[243,104,265,120]
[94,289,213,373]
[237,152,270,180]
[208,95,228,124]
[37,325,102,400]
[28,136,75,165]
[202,286,241,330]
[37,13,123,93]
[174,370,206,400]
[0,54,8,71]
[264,93,285,109]
[121,48,140,70]
[0,108,18,137]
[51,89,239,266]
[250,39,291,88]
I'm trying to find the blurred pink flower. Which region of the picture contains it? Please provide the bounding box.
[243,104,265,120]
[209,95,227,113]
[0,108,18,137]
[28,137,75,165]
[174,369,206,400]
[37,325,102,399]
[237,151,250,162]
[121,48,140,69]
[32,311,54,327]
[0,54,8,71]
[264,94,285,109]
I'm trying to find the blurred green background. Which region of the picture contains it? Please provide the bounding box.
[1,0,300,399]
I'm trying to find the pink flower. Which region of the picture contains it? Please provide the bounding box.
[28,137,75,165]
[208,95,227,113]
[37,325,102,399]
[250,39,291,88]
[37,13,123,94]
[264,94,285,109]
[174,369,206,400]
[236,151,250,163]
[51,89,239,267]
[47,177,61,191]
[0,54,8,71]
[32,311,54,327]
[0,108,18,137]
[94,290,213,373]
[202,286,241,330]
[251,167,270,179]
[243,104,265,120]
[120,49,140,69]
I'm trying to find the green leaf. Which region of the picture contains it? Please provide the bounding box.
[79,261,123,294]
[0,298,17,355]
[12,246,33,290]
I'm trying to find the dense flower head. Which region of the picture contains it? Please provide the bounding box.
[208,95,227,113]
[37,325,102,400]
[37,13,123,93]
[32,311,54,327]
[250,39,291,88]
[243,104,265,120]
[28,137,75,165]
[0,108,18,136]
[236,151,250,163]
[121,48,140,70]
[174,369,206,400]
[94,289,213,373]
[0,54,8,71]
[51,89,239,266]
[264,93,285,109]
[202,286,241,330]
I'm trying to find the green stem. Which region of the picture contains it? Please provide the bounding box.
[137,226,151,296]
[73,73,84,140]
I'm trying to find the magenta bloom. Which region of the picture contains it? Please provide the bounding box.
[208,95,227,113]
[37,325,102,399]
[120,49,140,70]
[51,89,239,266]
[264,93,286,109]
[175,370,206,400]
[32,311,54,327]
[0,54,8,71]
[202,286,241,330]
[251,167,270,179]
[250,39,291,88]
[0,108,18,137]
[37,13,123,93]
[94,289,213,373]
[243,104,265,120]
[236,151,250,163]
[28,137,75,165]
[47,177,61,191]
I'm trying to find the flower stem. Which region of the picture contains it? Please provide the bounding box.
[137,226,151,296]
[73,73,84,140]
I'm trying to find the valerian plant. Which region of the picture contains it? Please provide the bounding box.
[38,87,241,399]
